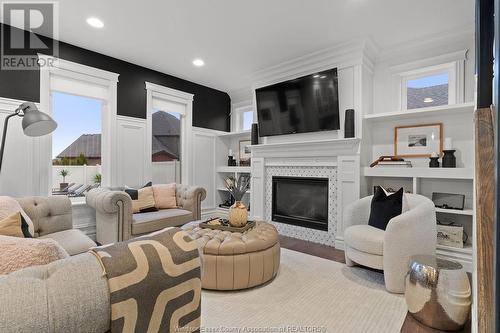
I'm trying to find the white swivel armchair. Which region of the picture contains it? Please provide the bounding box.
[343,193,437,293]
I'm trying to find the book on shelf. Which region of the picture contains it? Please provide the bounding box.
[374,161,412,167]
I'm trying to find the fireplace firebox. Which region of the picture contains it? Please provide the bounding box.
[272,176,328,231]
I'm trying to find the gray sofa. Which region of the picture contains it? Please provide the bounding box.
[0,229,202,333]
[86,184,206,245]
[16,196,96,255]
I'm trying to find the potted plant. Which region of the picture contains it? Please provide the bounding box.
[59,169,70,191]
[224,174,250,227]
[93,173,101,185]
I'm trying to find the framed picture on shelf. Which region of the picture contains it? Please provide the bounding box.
[239,140,252,163]
[394,123,443,158]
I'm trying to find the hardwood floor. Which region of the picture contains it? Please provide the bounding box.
[278,235,471,333]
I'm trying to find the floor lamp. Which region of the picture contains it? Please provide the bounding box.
[0,102,58,174]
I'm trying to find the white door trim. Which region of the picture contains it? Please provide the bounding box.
[145,82,194,185]
[38,54,119,193]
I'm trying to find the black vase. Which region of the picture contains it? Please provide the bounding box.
[251,123,259,145]
[442,150,456,168]
[344,109,355,138]
[429,157,440,168]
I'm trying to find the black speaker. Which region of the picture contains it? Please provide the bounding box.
[344,109,355,138]
[251,123,259,145]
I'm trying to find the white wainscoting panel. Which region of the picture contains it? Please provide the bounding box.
[192,129,216,210]
[0,98,38,197]
[116,116,147,187]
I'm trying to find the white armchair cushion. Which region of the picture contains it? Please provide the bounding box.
[344,225,384,255]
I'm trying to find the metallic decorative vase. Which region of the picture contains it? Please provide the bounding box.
[229,201,248,227]
[405,255,471,331]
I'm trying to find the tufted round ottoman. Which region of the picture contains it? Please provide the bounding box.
[182,221,280,290]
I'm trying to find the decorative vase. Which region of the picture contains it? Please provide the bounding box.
[229,201,248,227]
[442,149,456,168]
[429,157,440,168]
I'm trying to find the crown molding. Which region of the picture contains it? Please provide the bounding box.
[376,24,474,63]
[251,38,378,89]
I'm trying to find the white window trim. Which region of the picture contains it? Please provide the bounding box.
[38,54,119,193]
[390,50,467,111]
[145,82,194,185]
[231,100,254,132]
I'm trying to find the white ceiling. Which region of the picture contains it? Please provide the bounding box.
[5,0,475,92]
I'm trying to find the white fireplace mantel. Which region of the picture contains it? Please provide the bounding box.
[250,137,361,249]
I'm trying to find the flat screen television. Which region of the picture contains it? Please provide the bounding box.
[256,68,340,137]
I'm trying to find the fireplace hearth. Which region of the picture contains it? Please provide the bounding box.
[272,176,329,231]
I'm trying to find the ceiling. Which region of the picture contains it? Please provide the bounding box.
[4,0,474,92]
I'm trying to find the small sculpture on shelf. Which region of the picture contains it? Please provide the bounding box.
[429,152,440,168]
[224,174,251,227]
[227,149,237,166]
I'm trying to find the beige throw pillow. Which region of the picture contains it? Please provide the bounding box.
[152,183,177,209]
[0,196,34,236]
[0,212,24,237]
[127,186,157,213]
[0,235,69,275]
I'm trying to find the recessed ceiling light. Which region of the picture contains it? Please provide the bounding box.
[320,75,327,79]
[192,59,205,67]
[313,74,320,78]
[86,17,104,28]
[423,97,434,103]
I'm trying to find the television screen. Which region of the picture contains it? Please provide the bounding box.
[256,68,340,137]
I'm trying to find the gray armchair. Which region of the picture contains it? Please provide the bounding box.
[86,184,206,245]
[16,196,96,255]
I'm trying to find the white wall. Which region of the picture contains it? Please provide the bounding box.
[0,98,39,197]
[372,30,475,114]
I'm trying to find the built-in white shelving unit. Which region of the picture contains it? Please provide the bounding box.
[363,102,475,272]
[364,102,475,122]
[363,167,473,179]
[214,131,252,216]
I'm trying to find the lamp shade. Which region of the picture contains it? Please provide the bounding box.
[20,103,57,137]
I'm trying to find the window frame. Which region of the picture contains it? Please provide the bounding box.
[231,104,254,132]
[399,62,457,111]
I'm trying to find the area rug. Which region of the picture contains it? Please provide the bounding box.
[202,248,407,333]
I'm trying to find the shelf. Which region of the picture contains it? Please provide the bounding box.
[217,166,251,173]
[363,167,473,179]
[217,188,251,194]
[435,207,473,216]
[364,102,475,122]
[216,130,251,138]
[437,244,473,255]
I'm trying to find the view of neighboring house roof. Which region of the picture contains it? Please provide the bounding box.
[407,84,448,109]
[57,134,101,158]
[152,111,180,136]
[56,111,180,160]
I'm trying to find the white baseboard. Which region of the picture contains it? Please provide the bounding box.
[335,237,345,250]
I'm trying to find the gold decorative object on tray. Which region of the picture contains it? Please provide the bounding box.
[224,174,251,227]
[199,218,256,233]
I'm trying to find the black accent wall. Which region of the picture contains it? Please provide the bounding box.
[0,24,230,131]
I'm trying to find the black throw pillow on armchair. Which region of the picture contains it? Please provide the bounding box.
[368,186,403,230]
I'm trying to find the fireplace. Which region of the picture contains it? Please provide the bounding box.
[272,176,329,231]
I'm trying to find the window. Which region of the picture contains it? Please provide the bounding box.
[398,61,461,111]
[232,105,254,132]
[51,92,103,196]
[151,109,181,184]
[242,110,254,130]
[406,73,449,109]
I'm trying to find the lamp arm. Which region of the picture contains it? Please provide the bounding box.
[0,112,21,174]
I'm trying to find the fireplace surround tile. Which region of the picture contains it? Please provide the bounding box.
[265,166,337,246]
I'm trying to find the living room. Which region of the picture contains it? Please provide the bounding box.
[0,1,497,332]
